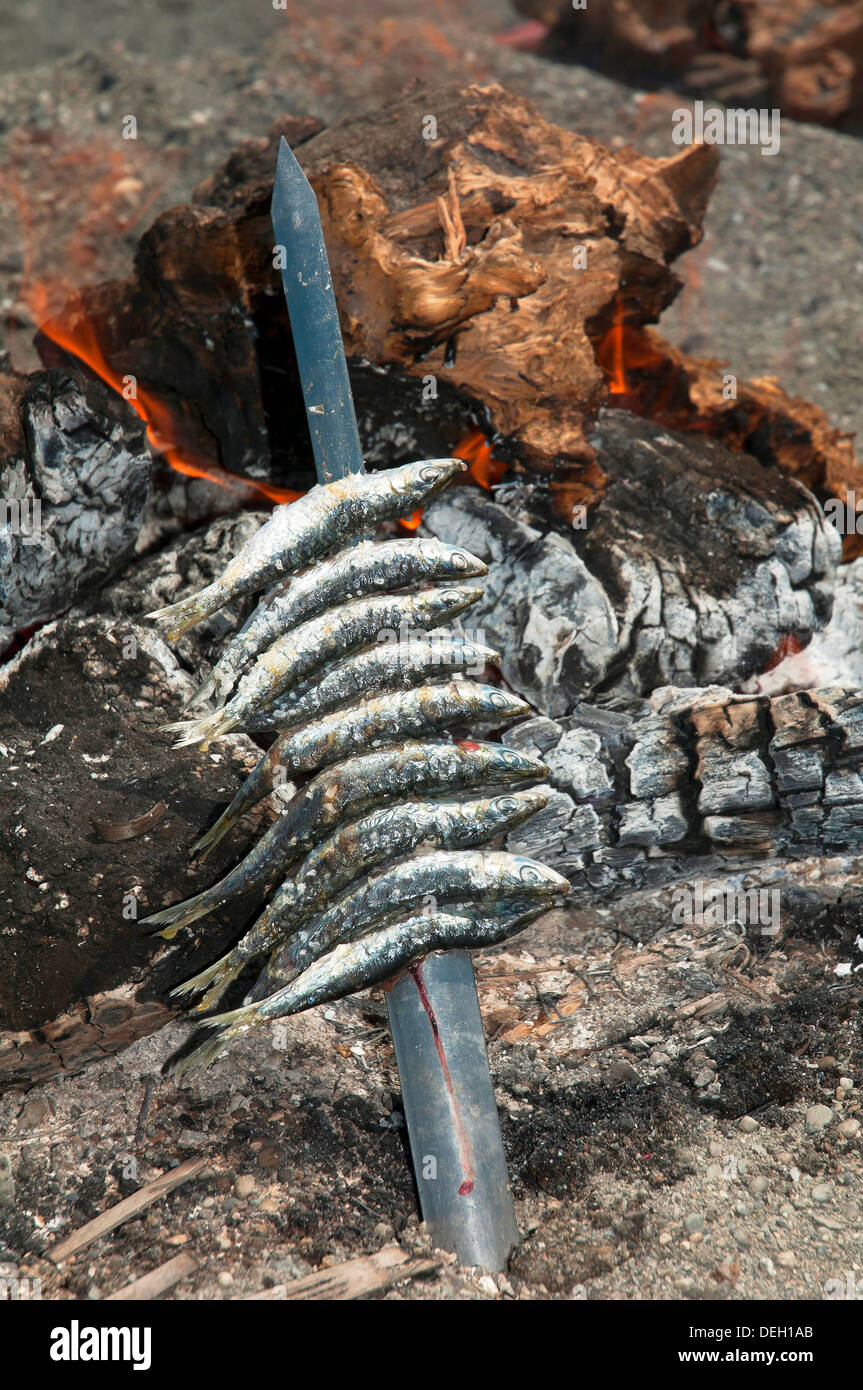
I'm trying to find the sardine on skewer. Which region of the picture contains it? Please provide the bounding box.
[138,741,549,938]
[188,537,488,710]
[146,458,466,641]
[162,585,482,748]
[238,635,501,736]
[176,790,548,1009]
[192,682,530,859]
[250,851,571,997]
[175,903,551,1075]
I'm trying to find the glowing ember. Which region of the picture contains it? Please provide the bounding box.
[763,632,805,673]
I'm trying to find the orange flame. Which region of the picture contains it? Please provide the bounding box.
[453,427,508,490]
[398,428,507,532]
[38,292,301,505]
[4,137,300,508]
[595,295,676,414]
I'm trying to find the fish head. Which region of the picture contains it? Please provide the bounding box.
[428,585,484,619]
[459,639,501,669]
[486,789,549,831]
[436,543,488,579]
[510,858,571,895]
[473,686,531,720]
[412,457,468,501]
[486,745,549,780]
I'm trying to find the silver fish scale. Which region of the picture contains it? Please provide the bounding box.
[176,792,547,1011]
[239,635,501,735]
[144,460,569,1069]
[252,849,569,995]
[191,682,530,859]
[191,537,488,709]
[147,459,467,639]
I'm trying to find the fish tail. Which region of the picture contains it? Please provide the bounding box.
[173,999,261,1077]
[138,886,219,939]
[159,706,235,750]
[191,810,235,861]
[171,1035,230,1079]
[191,763,269,858]
[145,581,224,641]
[197,965,244,1012]
[172,953,244,1009]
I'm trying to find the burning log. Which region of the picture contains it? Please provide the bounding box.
[41,83,858,552]
[50,85,717,507]
[0,368,151,647]
[422,411,839,714]
[592,319,863,561]
[513,0,863,127]
[504,682,863,904]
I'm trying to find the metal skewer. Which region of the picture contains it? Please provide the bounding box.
[271,137,519,1270]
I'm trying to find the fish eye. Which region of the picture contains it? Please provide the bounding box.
[451,551,469,571]
[420,464,445,484]
[490,691,509,708]
[495,797,518,813]
[519,864,543,884]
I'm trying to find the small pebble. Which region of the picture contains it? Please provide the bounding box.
[477,1275,498,1296]
[776,1250,795,1267]
[811,1184,831,1203]
[739,1116,758,1133]
[684,1213,705,1234]
[607,1061,639,1084]
[217,1272,233,1288]
[659,1231,672,1246]
[234,1175,256,1199]
[373,1221,395,1243]
[817,1056,837,1072]
[805,1104,834,1132]
[749,1176,769,1196]
[839,1077,853,1091]
[838,1118,860,1138]
[694,1068,715,1088]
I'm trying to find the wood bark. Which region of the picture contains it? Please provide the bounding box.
[54,83,859,542]
[514,0,863,126]
[505,685,863,901]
